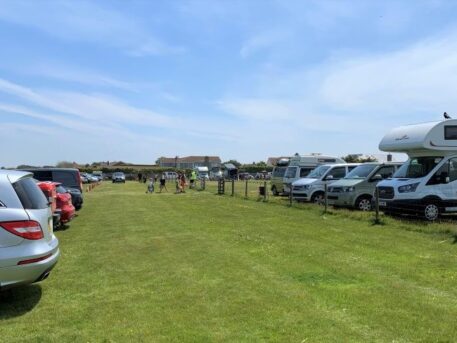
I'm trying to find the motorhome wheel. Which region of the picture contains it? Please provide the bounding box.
[356,196,372,211]
[424,203,440,221]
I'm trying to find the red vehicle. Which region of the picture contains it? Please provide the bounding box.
[36,181,59,229]
[54,182,75,225]
[37,181,75,228]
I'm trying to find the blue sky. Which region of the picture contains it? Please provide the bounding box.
[2,0,457,167]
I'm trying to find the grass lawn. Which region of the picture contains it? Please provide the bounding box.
[2,181,457,342]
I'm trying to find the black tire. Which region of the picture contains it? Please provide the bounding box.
[356,196,372,211]
[423,202,440,221]
[271,185,278,196]
[311,192,324,205]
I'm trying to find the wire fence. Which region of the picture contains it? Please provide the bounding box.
[204,179,457,224]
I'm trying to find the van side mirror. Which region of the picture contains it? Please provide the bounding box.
[371,174,382,181]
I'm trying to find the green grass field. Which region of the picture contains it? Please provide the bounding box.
[2,181,457,342]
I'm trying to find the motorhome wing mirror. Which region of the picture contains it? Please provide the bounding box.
[371,174,382,181]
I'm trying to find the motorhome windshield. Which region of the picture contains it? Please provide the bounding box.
[394,156,443,179]
[284,167,297,178]
[307,165,330,178]
[345,164,377,179]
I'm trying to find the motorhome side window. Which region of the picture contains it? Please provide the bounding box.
[394,156,443,178]
[445,126,457,140]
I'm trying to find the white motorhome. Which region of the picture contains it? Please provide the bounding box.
[195,166,209,180]
[283,155,346,194]
[377,119,457,220]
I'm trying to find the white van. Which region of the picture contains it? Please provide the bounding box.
[283,155,345,194]
[291,163,361,203]
[195,166,209,180]
[377,119,457,220]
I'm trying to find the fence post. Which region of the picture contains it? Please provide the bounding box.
[375,187,380,224]
[324,183,328,213]
[245,180,248,198]
[231,179,235,196]
[263,181,267,201]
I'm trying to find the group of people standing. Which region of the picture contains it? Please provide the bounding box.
[144,171,198,194]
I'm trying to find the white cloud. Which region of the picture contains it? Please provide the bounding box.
[318,27,457,114]
[0,0,183,56]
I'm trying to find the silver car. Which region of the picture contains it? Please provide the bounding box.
[0,170,60,290]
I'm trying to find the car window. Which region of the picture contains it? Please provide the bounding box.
[327,167,346,180]
[53,171,77,187]
[376,166,395,179]
[299,167,314,177]
[13,177,48,209]
[32,170,53,181]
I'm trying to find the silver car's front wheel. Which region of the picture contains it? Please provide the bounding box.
[312,192,324,205]
[356,197,372,211]
[424,203,439,221]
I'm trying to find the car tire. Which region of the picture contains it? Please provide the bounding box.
[356,196,372,211]
[311,192,324,205]
[271,186,278,196]
[424,202,440,221]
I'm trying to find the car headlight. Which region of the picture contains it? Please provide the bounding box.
[398,182,420,193]
[343,186,355,192]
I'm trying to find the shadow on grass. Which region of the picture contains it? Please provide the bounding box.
[0,285,42,320]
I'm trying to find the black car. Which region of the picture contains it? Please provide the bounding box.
[19,168,84,210]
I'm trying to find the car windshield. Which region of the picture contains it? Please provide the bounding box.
[394,156,443,178]
[284,167,297,178]
[344,164,378,179]
[307,165,330,178]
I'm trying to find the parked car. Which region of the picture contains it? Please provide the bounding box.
[163,171,178,180]
[19,168,84,210]
[54,183,75,225]
[0,170,60,290]
[36,181,60,230]
[291,163,361,203]
[112,172,126,183]
[327,162,401,211]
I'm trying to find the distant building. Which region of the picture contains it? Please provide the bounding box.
[157,156,222,169]
[266,156,291,166]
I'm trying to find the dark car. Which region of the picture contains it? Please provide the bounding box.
[19,168,84,210]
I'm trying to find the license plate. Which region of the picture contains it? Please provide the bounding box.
[379,201,387,207]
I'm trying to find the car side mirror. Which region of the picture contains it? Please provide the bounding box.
[325,175,334,180]
[371,174,382,182]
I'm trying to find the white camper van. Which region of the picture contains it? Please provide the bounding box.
[377,119,457,220]
[291,163,361,202]
[283,155,346,194]
[195,166,209,180]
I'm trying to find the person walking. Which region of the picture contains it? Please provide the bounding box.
[146,177,154,193]
[159,173,167,193]
[190,170,197,189]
